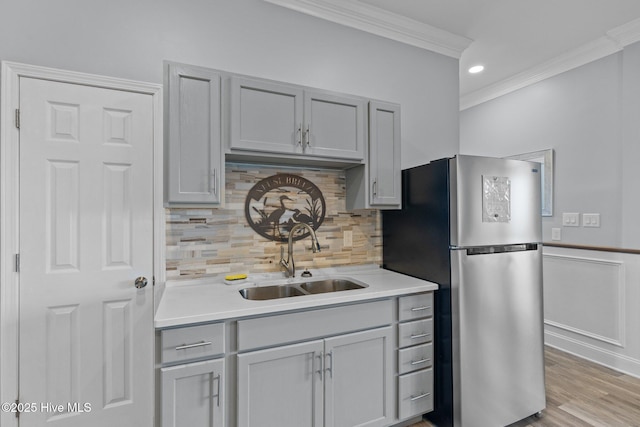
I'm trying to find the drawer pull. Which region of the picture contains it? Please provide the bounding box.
[410,392,431,401]
[410,306,431,312]
[175,341,212,351]
[410,358,431,366]
[410,333,430,340]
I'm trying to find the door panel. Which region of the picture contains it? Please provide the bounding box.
[237,340,324,427]
[451,247,545,427]
[324,327,392,427]
[451,155,542,247]
[19,77,154,426]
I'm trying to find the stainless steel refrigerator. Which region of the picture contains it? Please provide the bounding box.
[383,155,546,427]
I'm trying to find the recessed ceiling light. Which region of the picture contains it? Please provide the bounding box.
[468,65,484,74]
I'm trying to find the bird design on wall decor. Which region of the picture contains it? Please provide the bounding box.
[245,173,326,242]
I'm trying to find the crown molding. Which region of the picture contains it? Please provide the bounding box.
[461,17,640,110]
[263,0,472,58]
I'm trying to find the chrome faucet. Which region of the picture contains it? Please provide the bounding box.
[280,223,321,278]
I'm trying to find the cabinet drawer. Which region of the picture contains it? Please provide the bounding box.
[398,343,433,375]
[161,322,225,364]
[398,368,433,419]
[398,292,433,321]
[398,318,433,348]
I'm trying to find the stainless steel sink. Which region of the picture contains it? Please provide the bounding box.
[300,279,366,294]
[239,278,367,300]
[238,285,306,300]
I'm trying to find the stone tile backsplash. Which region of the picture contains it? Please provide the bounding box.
[166,163,381,280]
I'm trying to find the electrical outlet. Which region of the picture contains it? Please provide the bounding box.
[562,212,580,227]
[583,213,600,227]
[551,228,561,241]
[343,230,353,247]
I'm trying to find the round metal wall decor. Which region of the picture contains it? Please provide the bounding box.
[245,174,326,242]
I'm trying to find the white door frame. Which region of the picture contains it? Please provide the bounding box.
[0,61,165,427]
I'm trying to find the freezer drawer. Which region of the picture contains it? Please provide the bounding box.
[451,245,545,427]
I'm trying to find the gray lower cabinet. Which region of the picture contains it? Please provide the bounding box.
[396,293,434,420]
[165,62,224,205]
[229,76,365,162]
[237,327,392,427]
[160,359,225,427]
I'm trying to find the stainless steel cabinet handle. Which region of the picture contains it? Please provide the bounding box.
[410,306,431,312]
[325,350,333,378]
[372,179,377,197]
[410,333,430,340]
[212,373,222,407]
[305,124,310,146]
[297,123,302,146]
[410,358,431,366]
[316,352,324,379]
[410,392,431,401]
[134,277,148,289]
[175,340,212,351]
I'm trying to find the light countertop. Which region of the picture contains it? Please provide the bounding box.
[155,265,438,328]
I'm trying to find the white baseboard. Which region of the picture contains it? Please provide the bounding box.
[545,330,640,379]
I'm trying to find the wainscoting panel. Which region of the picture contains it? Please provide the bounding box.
[543,254,624,346]
[542,246,640,378]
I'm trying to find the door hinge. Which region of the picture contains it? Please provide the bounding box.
[15,109,20,129]
[15,254,20,272]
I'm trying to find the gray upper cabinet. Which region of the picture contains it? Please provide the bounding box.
[229,76,304,155]
[369,101,401,207]
[303,90,365,160]
[346,101,402,210]
[229,76,365,162]
[166,63,224,205]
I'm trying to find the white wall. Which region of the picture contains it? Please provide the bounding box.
[0,0,459,167]
[460,52,631,247]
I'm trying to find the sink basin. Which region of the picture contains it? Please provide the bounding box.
[238,285,306,300]
[300,279,366,294]
[239,277,367,300]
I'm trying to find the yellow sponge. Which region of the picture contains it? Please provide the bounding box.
[224,274,248,281]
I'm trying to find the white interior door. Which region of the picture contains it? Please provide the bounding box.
[18,77,154,426]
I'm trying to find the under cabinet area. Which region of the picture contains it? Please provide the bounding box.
[229,76,365,162]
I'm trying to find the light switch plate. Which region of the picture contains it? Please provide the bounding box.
[583,213,600,227]
[562,212,580,227]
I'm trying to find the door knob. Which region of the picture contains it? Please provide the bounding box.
[134,277,148,289]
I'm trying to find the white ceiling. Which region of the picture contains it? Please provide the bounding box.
[265,0,640,109]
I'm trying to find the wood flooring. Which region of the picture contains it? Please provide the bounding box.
[409,346,640,427]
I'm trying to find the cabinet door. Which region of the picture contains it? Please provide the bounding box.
[324,327,392,427]
[369,101,401,207]
[161,359,225,427]
[237,340,324,427]
[230,76,304,155]
[166,63,223,204]
[304,90,365,160]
